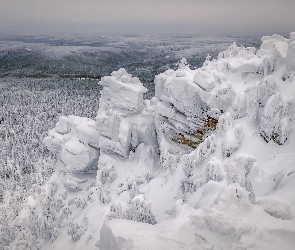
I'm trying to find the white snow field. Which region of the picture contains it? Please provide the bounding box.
[12,33,295,250]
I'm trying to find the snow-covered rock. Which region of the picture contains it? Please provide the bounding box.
[43,115,100,174]
[96,68,157,158]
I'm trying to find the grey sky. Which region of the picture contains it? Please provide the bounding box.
[0,0,294,36]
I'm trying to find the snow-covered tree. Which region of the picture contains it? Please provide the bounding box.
[257,75,276,107]
[67,221,86,242]
[260,93,293,144]
[224,154,256,202]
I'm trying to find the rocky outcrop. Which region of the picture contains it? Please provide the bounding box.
[96,68,157,158]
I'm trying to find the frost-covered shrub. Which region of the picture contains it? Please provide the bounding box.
[179,154,193,176]
[218,42,256,60]
[259,55,274,75]
[195,134,216,165]
[283,41,295,81]
[231,93,247,118]
[128,150,135,162]
[205,158,222,182]
[218,113,244,157]
[222,125,243,157]
[107,203,123,220]
[217,112,234,135]
[97,165,116,185]
[129,182,141,200]
[96,181,110,204]
[260,93,282,141]
[178,58,190,69]
[182,177,205,193]
[244,86,259,123]
[193,178,205,191]
[160,149,178,172]
[49,195,64,218]
[124,194,156,225]
[47,181,57,197]
[67,221,86,242]
[87,186,98,202]
[116,176,145,195]
[224,154,256,202]
[51,227,60,242]
[0,224,17,248]
[107,195,156,225]
[179,134,217,176]
[182,156,222,194]
[144,171,155,183]
[257,76,276,107]
[56,206,72,227]
[260,93,293,144]
[74,195,87,209]
[30,184,42,198]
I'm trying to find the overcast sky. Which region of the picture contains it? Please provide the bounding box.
[0,0,294,36]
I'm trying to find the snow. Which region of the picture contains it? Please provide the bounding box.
[193,69,216,91]
[9,32,295,250]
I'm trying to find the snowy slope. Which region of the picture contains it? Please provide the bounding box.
[11,33,295,250]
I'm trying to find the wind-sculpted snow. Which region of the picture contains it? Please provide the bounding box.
[4,33,295,249]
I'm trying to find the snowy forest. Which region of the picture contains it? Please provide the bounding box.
[0,33,295,250]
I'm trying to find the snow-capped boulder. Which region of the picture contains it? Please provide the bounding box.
[43,115,100,174]
[98,68,148,113]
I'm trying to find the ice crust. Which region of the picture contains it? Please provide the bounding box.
[33,33,295,250]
